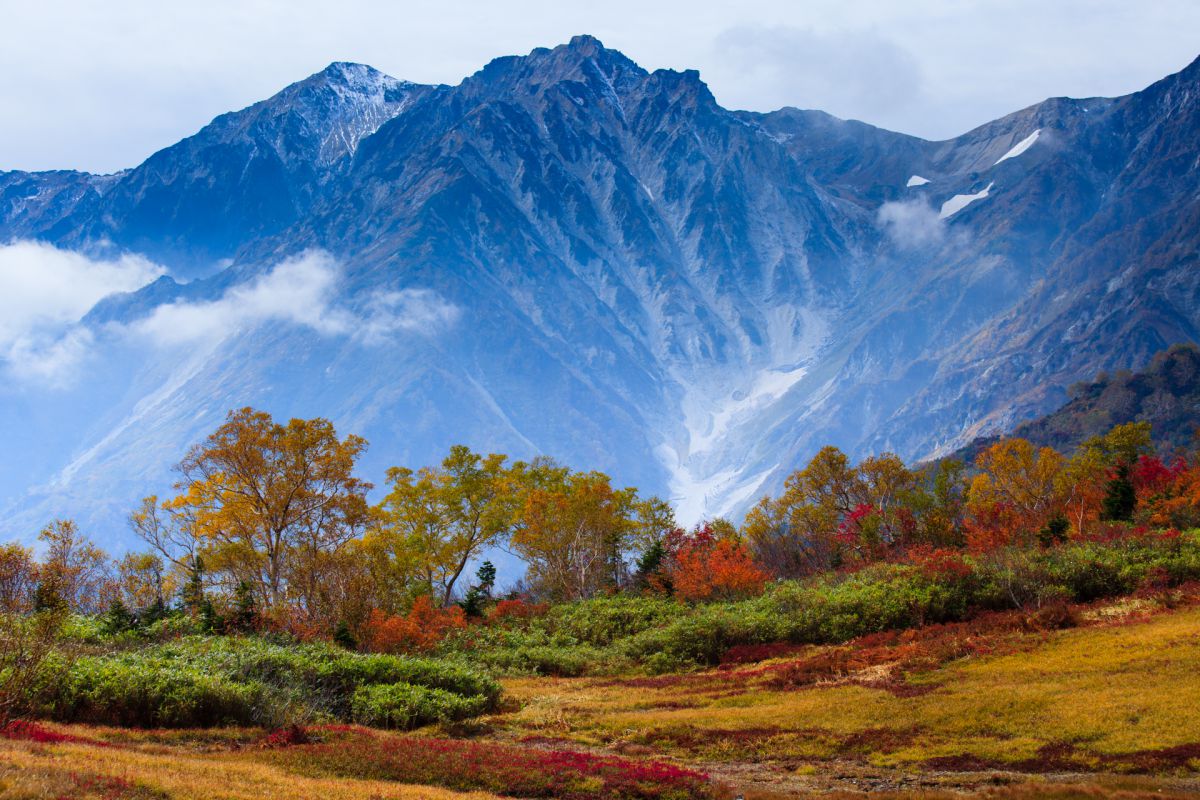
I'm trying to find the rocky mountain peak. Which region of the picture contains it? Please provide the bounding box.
[0,39,1199,545]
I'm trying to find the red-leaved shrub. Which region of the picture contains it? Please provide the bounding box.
[906,545,973,580]
[487,598,548,624]
[671,531,769,602]
[363,596,466,653]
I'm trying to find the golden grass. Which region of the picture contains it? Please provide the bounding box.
[497,604,1200,769]
[0,737,500,800]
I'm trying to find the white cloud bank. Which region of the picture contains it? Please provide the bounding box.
[0,244,459,385]
[0,241,165,382]
[133,250,459,345]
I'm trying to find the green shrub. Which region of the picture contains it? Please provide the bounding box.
[350,682,488,728]
[541,596,684,646]
[44,636,498,729]
[471,644,606,677]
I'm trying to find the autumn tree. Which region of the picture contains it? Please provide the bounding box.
[1055,423,1154,534]
[114,552,169,613]
[0,543,37,614]
[37,520,113,614]
[668,523,768,602]
[129,495,202,573]
[744,446,929,574]
[842,453,922,559]
[374,446,517,606]
[510,462,670,601]
[166,408,371,614]
[911,459,968,547]
[965,439,1065,549]
[743,446,853,577]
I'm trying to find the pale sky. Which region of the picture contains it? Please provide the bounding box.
[1,0,1198,174]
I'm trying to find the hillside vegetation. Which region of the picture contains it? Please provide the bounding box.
[6,364,1200,797]
[956,343,1200,464]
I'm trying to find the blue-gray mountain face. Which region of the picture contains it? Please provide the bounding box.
[2,36,1199,545]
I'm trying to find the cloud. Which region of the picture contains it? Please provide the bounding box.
[356,288,462,344]
[131,250,349,345]
[877,198,945,249]
[711,24,924,120]
[0,241,164,383]
[129,250,459,346]
[0,245,459,386]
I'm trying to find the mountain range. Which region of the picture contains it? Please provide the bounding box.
[2,35,1199,548]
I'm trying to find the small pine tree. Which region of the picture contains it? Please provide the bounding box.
[1100,463,1137,522]
[180,557,206,615]
[632,540,667,593]
[458,561,498,618]
[199,598,221,634]
[140,597,168,629]
[229,581,258,633]
[333,620,357,650]
[1037,513,1070,548]
[102,599,136,635]
[475,561,496,597]
[32,575,66,614]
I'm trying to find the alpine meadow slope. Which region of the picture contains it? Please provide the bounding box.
[1,36,1199,548]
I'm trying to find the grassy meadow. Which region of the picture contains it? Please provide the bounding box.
[4,580,1200,799]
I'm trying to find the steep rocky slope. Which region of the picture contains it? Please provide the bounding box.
[0,37,1197,544]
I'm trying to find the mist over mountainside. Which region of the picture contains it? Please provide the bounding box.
[1,35,1199,549]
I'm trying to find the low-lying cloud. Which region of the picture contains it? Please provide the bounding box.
[0,245,460,386]
[877,198,945,249]
[0,241,165,383]
[132,250,459,345]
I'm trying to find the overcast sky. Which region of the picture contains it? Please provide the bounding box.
[1,0,1198,174]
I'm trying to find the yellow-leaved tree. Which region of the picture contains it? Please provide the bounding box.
[372,445,517,607]
[966,438,1065,549]
[509,461,670,601]
[166,407,372,614]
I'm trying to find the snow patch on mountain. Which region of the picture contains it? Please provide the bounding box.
[664,306,829,523]
[907,174,931,187]
[314,63,420,165]
[994,129,1041,166]
[940,182,995,219]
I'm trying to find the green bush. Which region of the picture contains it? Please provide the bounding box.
[464,533,1200,672]
[44,636,499,729]
[541,596,685,646]
[470,643,606,677]
[350,682,489,728]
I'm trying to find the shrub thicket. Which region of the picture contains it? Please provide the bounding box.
[450,531,1200,673]
[41,636,499,729]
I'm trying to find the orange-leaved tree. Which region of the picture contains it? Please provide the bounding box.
[510,460,671,601]
[362,595,466,653]
[670,523,768,602]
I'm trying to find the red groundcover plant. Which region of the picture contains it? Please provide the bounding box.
[2,719,106,746]
[267,726,720,800]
